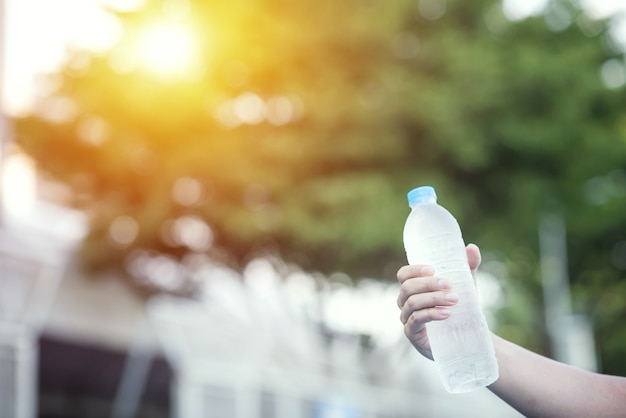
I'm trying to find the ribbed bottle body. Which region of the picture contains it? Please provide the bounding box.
[403,201,499,393]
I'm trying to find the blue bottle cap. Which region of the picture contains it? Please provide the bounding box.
[407,186,437,206]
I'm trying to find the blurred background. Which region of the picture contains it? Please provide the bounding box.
[1,0,626,417]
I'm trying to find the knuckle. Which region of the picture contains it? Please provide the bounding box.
[407,310,429,328]
[399,280,413,295]
[428,277,442,291]
[406,311,421,327]
[429,292,440,306]
[405,295,420,312]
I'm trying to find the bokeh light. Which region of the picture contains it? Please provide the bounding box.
[76,116,109,146]
[501,0,547,21]
[544,2,573,32]
[108,215,140,247]
[171,215,213,251]
[34,96,77,124]
[2,150,37,217]
[418,0,447,21]
[214,93,304,128]
[600,58,626,89]
[232,93,267,125]
[172,177,205,207]
[126,250,187,292]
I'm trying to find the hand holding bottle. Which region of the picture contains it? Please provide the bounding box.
[399,242,626,416]
[396,243,483,360]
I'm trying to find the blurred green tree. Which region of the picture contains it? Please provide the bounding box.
[14,0,626,374]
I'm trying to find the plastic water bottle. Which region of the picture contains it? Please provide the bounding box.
[403,185,499,393]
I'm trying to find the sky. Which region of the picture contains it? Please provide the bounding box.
[1,0,626,116]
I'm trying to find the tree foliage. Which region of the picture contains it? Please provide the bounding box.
[14,0,626,374]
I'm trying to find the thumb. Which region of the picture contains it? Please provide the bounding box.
[466,243,482,276]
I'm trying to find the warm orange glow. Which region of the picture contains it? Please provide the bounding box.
[136,22,200,79]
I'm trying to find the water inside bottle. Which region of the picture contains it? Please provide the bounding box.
[426,289,498,393]
[439,354,499,393]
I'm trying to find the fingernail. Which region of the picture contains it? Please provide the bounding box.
[420,266,435,276]
[438,279,451,289]
[445,292,459,303]
[438,308,451,318]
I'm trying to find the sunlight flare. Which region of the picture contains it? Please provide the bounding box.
[136,22,200,79]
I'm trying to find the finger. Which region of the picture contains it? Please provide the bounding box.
[466,243,482,274]
[397,275,451,309]
[404,306,452,335]
[396,264,435,284]
[399,291,458,324]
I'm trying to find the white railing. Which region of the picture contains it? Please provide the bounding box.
[0,187,86,417]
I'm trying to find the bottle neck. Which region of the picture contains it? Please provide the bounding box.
[409,197,437,208]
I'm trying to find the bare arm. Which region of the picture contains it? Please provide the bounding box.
[489,334,626,418]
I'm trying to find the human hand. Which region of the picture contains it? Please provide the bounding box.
[396,243,482,360]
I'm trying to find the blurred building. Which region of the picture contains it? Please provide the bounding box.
[145,258,522,418]
[43,253,522,418]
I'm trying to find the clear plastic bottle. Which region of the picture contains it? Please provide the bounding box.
[403,185,499,393]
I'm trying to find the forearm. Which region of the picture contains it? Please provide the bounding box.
[489,335,626,418]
